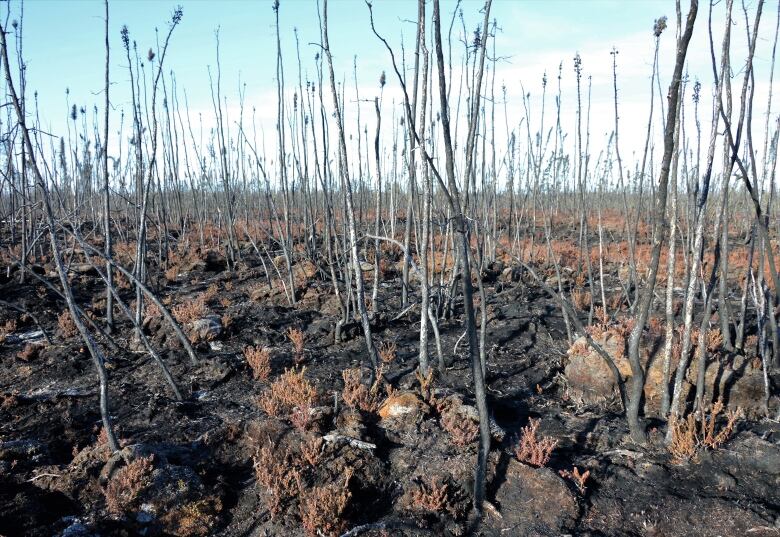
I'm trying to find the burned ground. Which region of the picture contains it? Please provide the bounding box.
[1,252,778,537]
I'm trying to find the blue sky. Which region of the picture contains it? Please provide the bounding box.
[7,0,778,186]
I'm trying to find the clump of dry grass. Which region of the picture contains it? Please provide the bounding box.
[514,418,557,467]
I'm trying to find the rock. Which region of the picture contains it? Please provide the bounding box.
[500,266,523,283]
[495,460,579,533]
[545,274,571,288]
[564,331,644,406]
[360,261,374,272]
[192,357,232,388]
[0,439,44,460]
[70,263,98,276]
[565,330,767,417]
[378,391,429,420]
[273,255,287,268]
[697,354,767,418]
[452,403,506,441]
[187,315,222,344]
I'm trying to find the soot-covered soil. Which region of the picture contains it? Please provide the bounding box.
[0,254,779,537]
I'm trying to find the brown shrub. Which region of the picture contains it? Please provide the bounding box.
[647,316,664,337]
[514,418,557,467]
[290,402,314,431]
[164,265,180,282]
[299,474,352,537]
[104,455,155,515]
[221,312,235,330]
[559,466,590,494]
[257,367,317,418]
[203,283,220,301]
[172,295,207,324]
[668,400,740,464]
[440,407,479,447]
[57,310,78,338]
[571,289,591,311]
[244,345,271,381]
[411,476,449,513]
[159,497,222,536]
[17,342,43,362]
[0,319,17,344]
[253,444,301,517]
[288,327,305,364]
[300,436,324,467]
[342,366,386,413]
[378,340,397,363]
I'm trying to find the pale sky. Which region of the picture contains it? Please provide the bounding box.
[5,0,779,190]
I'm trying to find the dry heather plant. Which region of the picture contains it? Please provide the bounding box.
[254,444,301,517]
[411,476,450,513]
[143,301,162,322]
[165,265,180,282]
[571,289,591,311]
[257,367,317,418]
[0,319,17,344]
[440,407,479,447]
[647,316,664,337]
[595,306,609,326]
[104,455,155,515]
[668,400,741,464]
[58,310,78,338]
[203,283,220,301]
[299,471,353,537]
[244,345,271,381]
[559,466,590,494]
[290,402,314,431]
[287,327,305,364]
[342,366,387,413]
[159,497,222,537]
[172,295,207,324]
[378,340,397,363]
[514,418,558,467]
[300,436,324,467]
